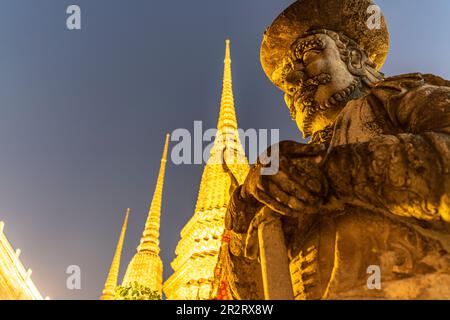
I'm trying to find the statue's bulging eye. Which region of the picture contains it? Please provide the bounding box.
[294,38,325,62]
[303,50,321,65]
[294,46,303,61]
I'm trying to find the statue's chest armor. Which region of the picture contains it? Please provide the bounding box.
[330,97,396,147]
[288,209,449,300]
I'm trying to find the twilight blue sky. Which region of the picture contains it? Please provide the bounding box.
[0,1,449,299]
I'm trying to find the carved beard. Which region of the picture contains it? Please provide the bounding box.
[292,74,360,137]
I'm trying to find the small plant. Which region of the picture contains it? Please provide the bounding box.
[115,282,161,300]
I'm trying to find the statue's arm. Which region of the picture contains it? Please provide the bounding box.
[223,185,265,300]
[325,83,450,222]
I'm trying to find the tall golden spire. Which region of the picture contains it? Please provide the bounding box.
[122,134,169,295]
[194,39,248,213]
[164,40,249,300]
[100,208,130,300]
[217,39,238,132]
[137,133,169,254]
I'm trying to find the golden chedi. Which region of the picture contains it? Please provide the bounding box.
[164,40,249,300]
[100,208,130,300]
[121,134,170,298]
[100,135,169,300]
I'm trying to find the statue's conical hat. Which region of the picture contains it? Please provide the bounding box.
[261,0,389,86]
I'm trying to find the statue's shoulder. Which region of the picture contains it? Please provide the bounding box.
[371,73,450,94]
[367,73,450,109]
[366,73,450,128]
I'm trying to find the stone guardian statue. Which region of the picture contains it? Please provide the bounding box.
[222,0,450,300]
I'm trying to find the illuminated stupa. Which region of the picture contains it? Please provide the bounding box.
[121,134,170,297]
[100,208,130,300]
[100,135,169,300]
[163,40,249,300]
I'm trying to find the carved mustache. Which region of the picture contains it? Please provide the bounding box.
[286,73,360,138]
[288,73,332,114]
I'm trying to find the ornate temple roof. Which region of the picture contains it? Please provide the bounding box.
[0,221,44,300]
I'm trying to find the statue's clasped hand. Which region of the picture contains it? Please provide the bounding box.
[241,141,329,217]
[241,141,329,259]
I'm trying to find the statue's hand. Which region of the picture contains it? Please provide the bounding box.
[241,141,328,217]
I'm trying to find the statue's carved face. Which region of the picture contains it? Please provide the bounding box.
[277,33,360,137]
